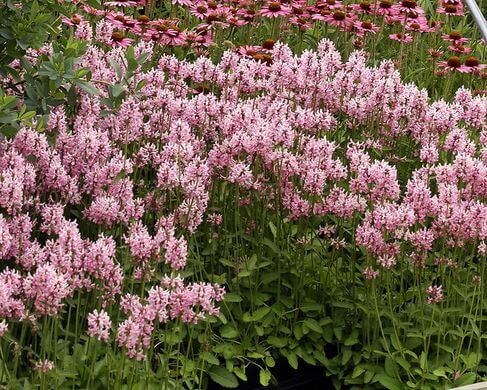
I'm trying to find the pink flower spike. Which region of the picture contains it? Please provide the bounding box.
[0,320,8,337]
[426,285,444,304]
[34,360,55,373]
[88,309,112,343]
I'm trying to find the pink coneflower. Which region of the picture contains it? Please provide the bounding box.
[351,1,374,14]
[61,14,84,26]
[464,56,487,73]
[429,19,443,32]
[185,28,212,47]
[406,19,431,33]
[311,8,331,21]
[375,0,398,16]
[107,12,137,29]
[353,20,379,36]
[290,15,313,30]
[251,52,273,65]
[82,4,106,16]
[164,28,187,46]
[237,7,257,22]
[132,15,152,34]
[325,10,356,30]
[394,0,425,15]
[441,31,469,43]
[190,3,209,19]
[291,4,308,16]
[315,0,343,10]
[105,0,138,6]
[448,44,472,54]
[237,45,263,58]
[203,13,230,28]
[260,2,292,18]
[261,38,275,51]
[228,15,247,26]
[437,55,469,72]
[389,33,413,43]
[437,3,464,16]
[427,48,443,60]
[109,32,134,47]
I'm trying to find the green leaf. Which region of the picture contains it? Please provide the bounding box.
[303,319,322,334]
[247,351,266,359]
[419,351,427,370]
[268,221,277,238]
[259,368,271,387]
[267,336,287,348]
[200,352,219,365]
[265,356,275,368]
[220,325,238,339]
[111,84,125,98]
[287,352,298,369]
[364,370,374,383]
[395,356,411,372]
[234,366,247,381]
[454,372,477,386]
[341,349,352,365]
[108,58,123,79]
[377,374,403,390]
[75,80,99,95]
[249,307,271,322]
[384,358,397,377]
[208,366,239,388]
[352,366,365,379]
[224,293,242,303]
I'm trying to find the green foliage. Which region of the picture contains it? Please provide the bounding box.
[0,0,62,77]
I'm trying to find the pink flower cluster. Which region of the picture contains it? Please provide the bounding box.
[87,309,112,342]
[425,285,444,304]
[117,276,224,360]
[0,33,485,361]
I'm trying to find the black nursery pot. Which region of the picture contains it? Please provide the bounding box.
[208,358,332,389]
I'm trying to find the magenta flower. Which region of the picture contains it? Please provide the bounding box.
[437,3,464,16]
[260,2,292,18]
[109,32,134,48]
[389,33,413,43]
[353,20,379,36]
[463,56,487,73]
[437,56,470,73]
[104,0,138,7]
[441,31,469,44]
[61,14,85,27]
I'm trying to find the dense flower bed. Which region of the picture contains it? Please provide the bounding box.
[0,0,486,389]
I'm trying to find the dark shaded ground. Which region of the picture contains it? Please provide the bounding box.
[208,358,333,389]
